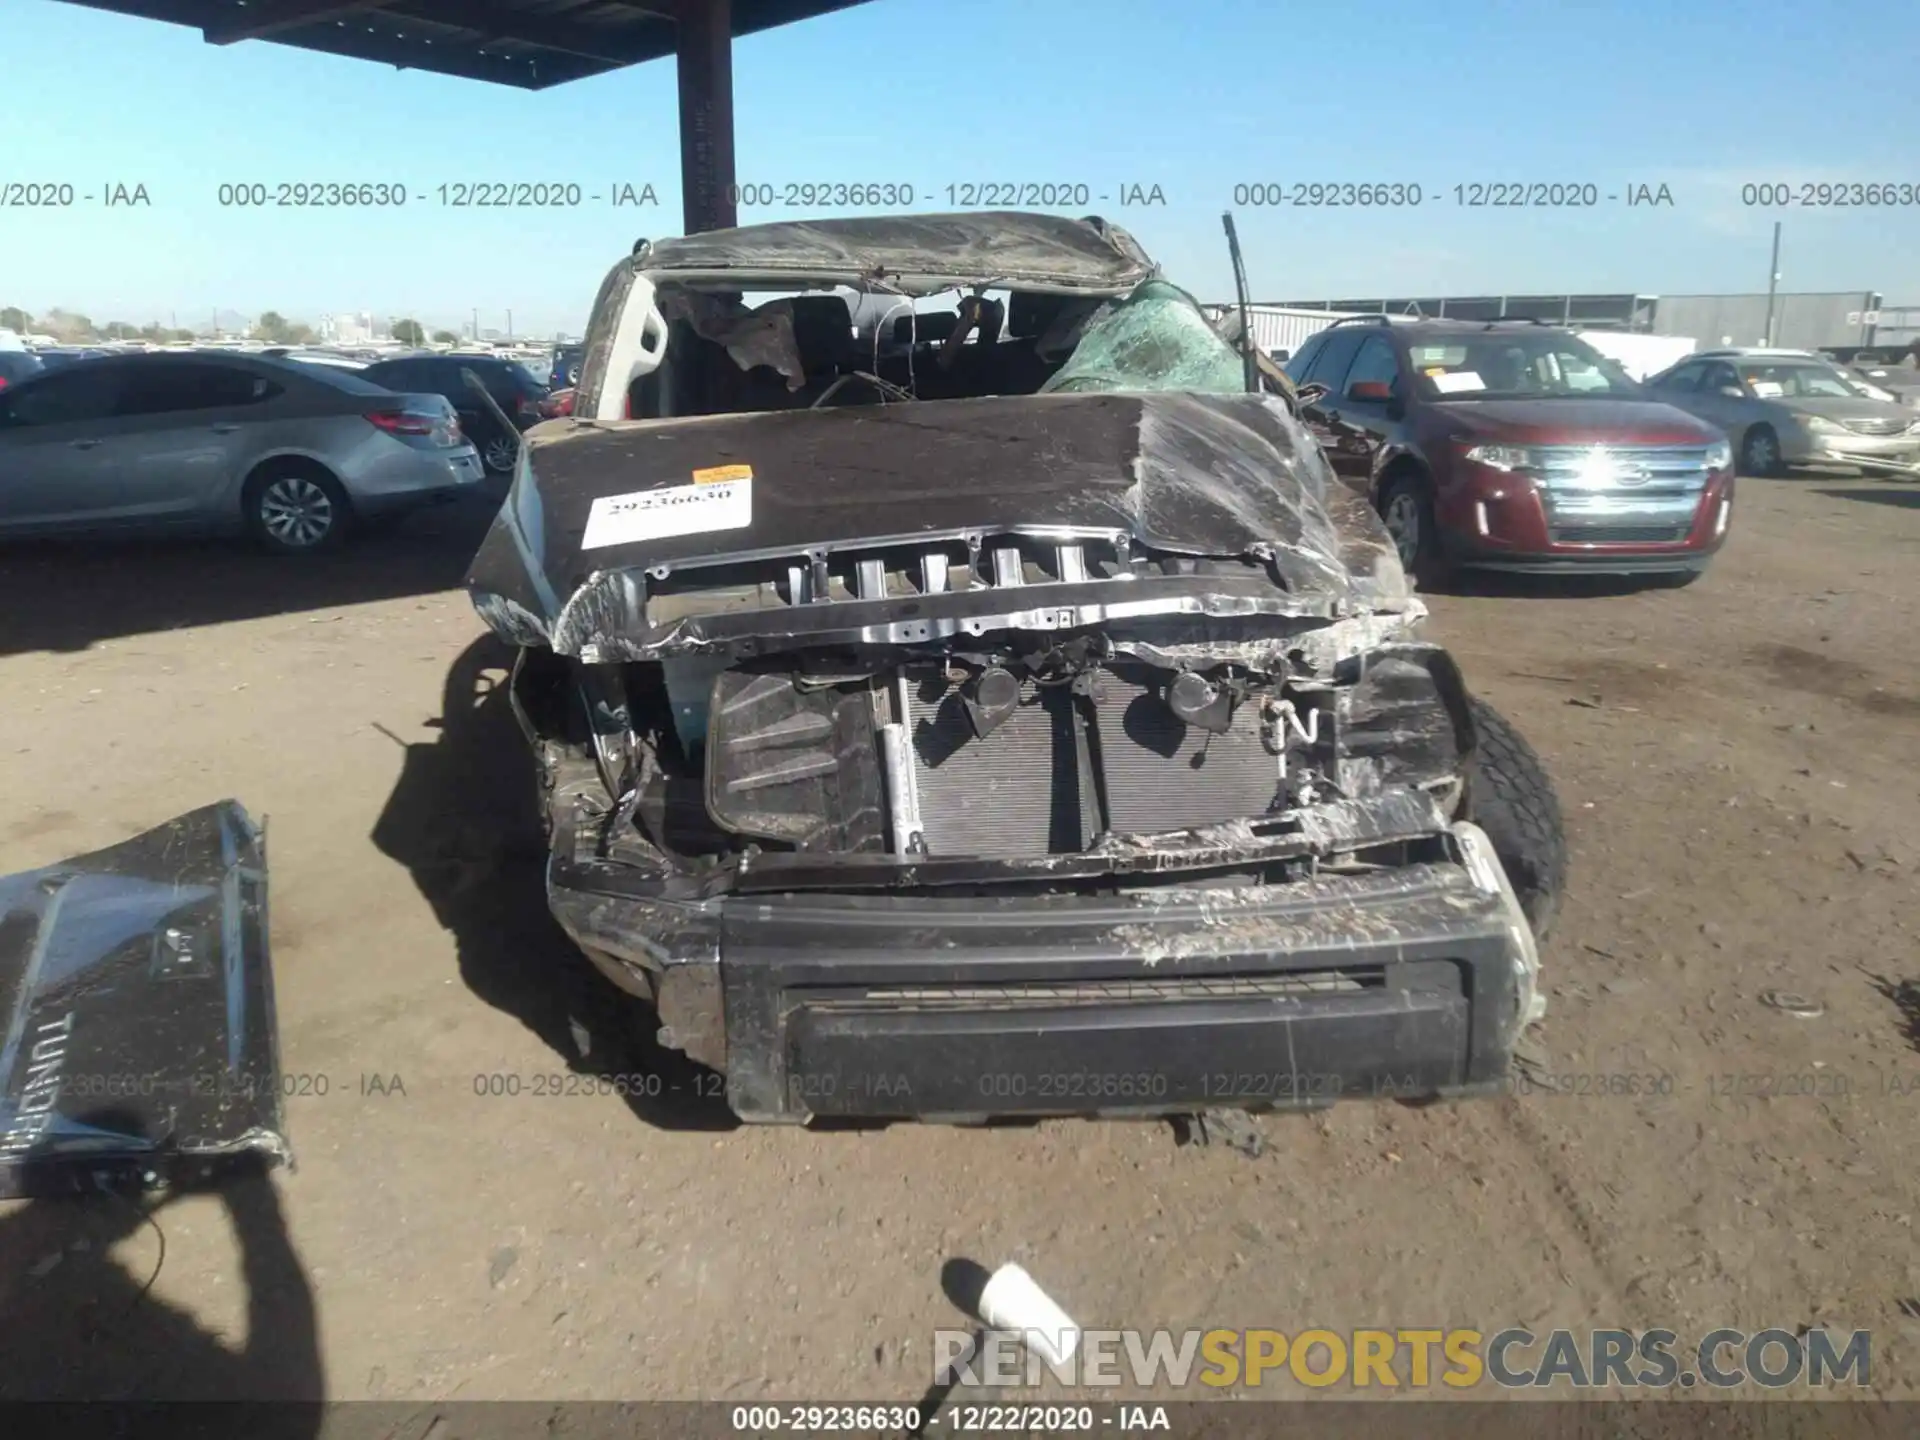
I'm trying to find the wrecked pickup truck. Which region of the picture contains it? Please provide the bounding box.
[465,211,1566,1123]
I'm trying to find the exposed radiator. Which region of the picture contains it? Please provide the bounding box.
[1094,667,1280,835]
[905,666,1281,858]
[907,672,1080,857]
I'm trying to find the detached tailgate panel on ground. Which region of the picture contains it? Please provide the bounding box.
[0,801,286,1198]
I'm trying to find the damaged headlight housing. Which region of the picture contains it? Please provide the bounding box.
[1704,438,1733,471]
[1802,415,1846,435]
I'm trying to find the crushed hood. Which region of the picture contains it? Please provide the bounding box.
[0,802,287,1198]
[467,392,1410,655]
[629,211,1156,294]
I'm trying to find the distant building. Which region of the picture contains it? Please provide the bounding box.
[320,311,381,345]
[1264,291,1896,350]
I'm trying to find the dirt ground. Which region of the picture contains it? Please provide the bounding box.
[0,473,1916,1405]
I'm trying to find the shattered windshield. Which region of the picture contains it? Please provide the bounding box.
[621,273,1250,420]
[1039,281,1248,395]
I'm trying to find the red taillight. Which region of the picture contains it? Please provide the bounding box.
[365,409,436,436]
[0,377,9,392]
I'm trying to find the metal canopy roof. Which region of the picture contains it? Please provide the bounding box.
[59,0,872,89]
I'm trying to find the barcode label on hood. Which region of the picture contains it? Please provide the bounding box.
[580,476,753,549]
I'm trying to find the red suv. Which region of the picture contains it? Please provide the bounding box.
[1282,318,1735,586]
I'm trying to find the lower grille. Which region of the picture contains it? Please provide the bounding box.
[854,972,1385,1008]
[1550,524,1688,544]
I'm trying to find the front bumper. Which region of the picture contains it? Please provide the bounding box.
[1792,433,1920,475]
[1437,462,1732,574]
[548,820,1541,1124]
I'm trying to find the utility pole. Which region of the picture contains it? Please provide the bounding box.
[1762,221,1782,346]
[506,308,513,341]
[471,307,479,341]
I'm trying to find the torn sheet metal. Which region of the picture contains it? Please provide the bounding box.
[627,211,1157,294]
[0,802,287,1198]
[466,390,1409,658]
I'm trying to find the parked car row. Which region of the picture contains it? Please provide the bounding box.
[1642,348,1920,478]
[0,350,485,552]
[1282,318,1733,585]
[0,336,568,556]
[358,352,547,477]
[1279,321,1918,585]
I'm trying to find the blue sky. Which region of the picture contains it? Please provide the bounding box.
[6,0,1918,337]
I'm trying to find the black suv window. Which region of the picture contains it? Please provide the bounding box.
[1282,333,1326,383]
[0,352,44,384]
[0,364,122,426]
[365,359,435,392]
[115,362,280,417]
[464,360,539,400]
[1302,328,1367,389]
[1342,335,1401,396]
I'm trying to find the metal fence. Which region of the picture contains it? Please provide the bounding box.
[1270,295,1658,329]
[1202,304,1369,358]
[1262,292,1898,349]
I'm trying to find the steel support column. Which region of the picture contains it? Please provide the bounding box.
[677,0,737,233]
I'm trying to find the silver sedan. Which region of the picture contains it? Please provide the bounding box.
[1644,348,1920,477]
[0,351,486,552]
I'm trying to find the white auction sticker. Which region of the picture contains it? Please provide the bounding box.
[580,467,754,549]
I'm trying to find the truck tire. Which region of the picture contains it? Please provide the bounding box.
[1463,696,1567,940]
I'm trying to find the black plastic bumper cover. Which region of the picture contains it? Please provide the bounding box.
[550,849,1528,1123]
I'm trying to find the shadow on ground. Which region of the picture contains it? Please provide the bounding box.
[0,1150,321,1418]
[371,634,735,1131]
[0,496,500,657]
[1867,973,1920,1053]
[1813,486,1920,511]
[1423,569,1698,600]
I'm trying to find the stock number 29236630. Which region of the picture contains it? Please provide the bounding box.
[216,182,407,207]
[1233,182,1423,206]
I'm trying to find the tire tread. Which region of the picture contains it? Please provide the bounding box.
[1464,696,1568,938]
